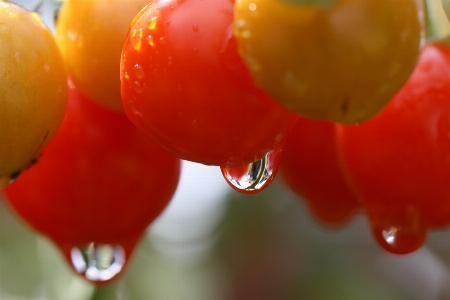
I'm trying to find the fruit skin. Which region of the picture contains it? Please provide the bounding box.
[3,83,181,282]
[0,1,68,188]
[336,43,450,254]
[120,0,298,168]
[279,117,359,226]
[56,0,150,112]
[234,0,425,124]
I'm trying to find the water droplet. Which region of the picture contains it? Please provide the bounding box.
[124,72,129,80]
[133,64,145,79]
[147,35,155,47]
[132,29,138,38]
[369,206,427,254]
[70,243,126,283]
[133,81,143,94]
[167,56,173,65]
[248,2,257,11]
[221,149,282,194]
[133,40,142,52]
[148,16,158,30]
[138,28,144,38]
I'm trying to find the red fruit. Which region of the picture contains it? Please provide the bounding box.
[120,0,298,168]
[279,117,360,226]
[336,43,450,254]
[3,83,181,283]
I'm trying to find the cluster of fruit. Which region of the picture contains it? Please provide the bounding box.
[0,0,448,284]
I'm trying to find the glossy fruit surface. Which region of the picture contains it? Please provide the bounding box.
[279,117,359,226]
[0,1,67,188]
[3,83,181,283]
[120,0,298,167]
[56,0,150,111]
[336,43,450,254]
[234,0,425,123]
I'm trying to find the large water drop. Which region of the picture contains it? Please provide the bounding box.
[221,149,282,194]
[70,243,126,283]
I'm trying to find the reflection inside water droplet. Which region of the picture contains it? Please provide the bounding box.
[382,226,397,245]
[70,243,126,282]
[221,149,282,194]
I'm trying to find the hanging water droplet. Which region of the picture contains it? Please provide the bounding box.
[221,149,282,194]
[369,206,427,255]
[148,16,158,30]
[70,243,126,283]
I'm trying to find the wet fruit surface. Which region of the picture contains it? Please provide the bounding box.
[56,0,150,112]
[120,0,298,167]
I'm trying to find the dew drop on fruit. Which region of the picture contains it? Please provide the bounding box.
[147,35,155,47]
[369,206,427,255]
[133,40,142,52]
[133,81,143,93]
[221,149,282,194]
[148,16,158,30]
[70,243,126,283]
[133,64,145,79]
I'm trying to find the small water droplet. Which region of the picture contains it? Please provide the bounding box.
[131,29,138,38]
[370,206,427,255]
[148,16,158,30]
[138,28,144,38]
[124,72,130,80]
[221,149,282,194]
[248,2,257,11]
[133,64,145,79]
[70,243,126,283]
[147,35,155,47]
[133,40,142,51]
[133,81,143,93]
[167,56,173,65]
